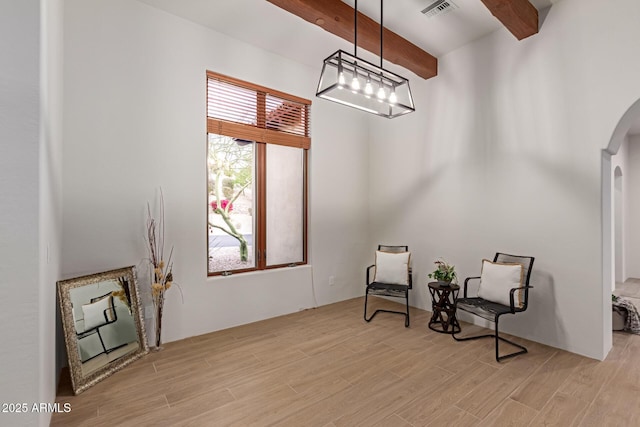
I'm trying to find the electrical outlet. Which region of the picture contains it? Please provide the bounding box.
[329,276,336,286]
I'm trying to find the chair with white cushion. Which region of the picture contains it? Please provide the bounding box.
[364,245,412,327]
[453,253,534,362]
[76,293,118,361]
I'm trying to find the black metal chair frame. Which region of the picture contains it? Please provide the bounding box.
[364,245,412,327]
[77,305,120,362]
[452,253,534,362]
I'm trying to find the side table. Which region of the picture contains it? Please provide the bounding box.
[427,281,461,334]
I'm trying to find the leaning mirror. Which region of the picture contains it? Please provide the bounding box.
[57,266,149,394]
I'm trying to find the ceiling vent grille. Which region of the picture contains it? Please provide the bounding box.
[421,0,458,18]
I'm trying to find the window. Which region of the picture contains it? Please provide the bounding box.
[206,71,310,276]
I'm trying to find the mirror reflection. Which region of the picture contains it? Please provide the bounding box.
[58,266,148,394]
[70,278,138,376]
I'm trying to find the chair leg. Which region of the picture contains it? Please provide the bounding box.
[96,328,109,354]
[494,318,500,362]
[404,290,410,327]
[494,316,527,362]
[364,290,386,323]
[452,315,527,362]
[363,291,374,322]
[452,329,494,343]
[364,289,410,327]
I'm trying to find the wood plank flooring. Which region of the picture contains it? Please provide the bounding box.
[51,297,639,427]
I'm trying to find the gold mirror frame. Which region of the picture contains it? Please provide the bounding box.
[57,266,149,394]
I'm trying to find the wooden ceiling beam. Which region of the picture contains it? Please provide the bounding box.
[267,0,438,80]
[480,0,539,40]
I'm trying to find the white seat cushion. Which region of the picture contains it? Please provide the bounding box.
[373,250,410,286]
[477,259,525,308]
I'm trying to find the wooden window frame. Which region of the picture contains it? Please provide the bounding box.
[206,71,310,276]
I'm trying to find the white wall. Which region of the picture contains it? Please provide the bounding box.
[62,0,370,345]
[626,135,640,278]
[0,0,63,425]
[368,0,640,359]
[59,0,640,365]
[40,0,64,424]
[0,2,41,425]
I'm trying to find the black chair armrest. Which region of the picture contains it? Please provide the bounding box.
[508,285,533,312]
[104,306,118,323]
[463,276,481,298]
[366,264,375,285]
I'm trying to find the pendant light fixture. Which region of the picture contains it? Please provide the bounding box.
[316,0,415,118]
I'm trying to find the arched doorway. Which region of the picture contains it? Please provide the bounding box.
[603,97,640,357]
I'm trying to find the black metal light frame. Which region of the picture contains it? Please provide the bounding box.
[316,0,415,118]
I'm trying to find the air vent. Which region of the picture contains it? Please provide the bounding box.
[421,0,458,18]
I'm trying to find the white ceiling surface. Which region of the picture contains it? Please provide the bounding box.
[138,0,554,78]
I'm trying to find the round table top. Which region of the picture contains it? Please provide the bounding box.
[428,281,460,291]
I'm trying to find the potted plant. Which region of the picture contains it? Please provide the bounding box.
[428,258,457,286]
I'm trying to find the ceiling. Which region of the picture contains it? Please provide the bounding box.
[138,0,556,79]
[133,0,640,139]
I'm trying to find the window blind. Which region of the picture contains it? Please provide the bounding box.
[207,71,311,149]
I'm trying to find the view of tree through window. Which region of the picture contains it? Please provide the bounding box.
[208,134,255,273]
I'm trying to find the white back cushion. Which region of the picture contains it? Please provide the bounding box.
[82,295,114,330]
[374,251,410,286]
[477,259,525,308]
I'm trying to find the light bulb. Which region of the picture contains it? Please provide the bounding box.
[388,90,397,104]
[351,76,360,91]
[338,71,346,87]
[364,76,373,96]
[377,86,386,101]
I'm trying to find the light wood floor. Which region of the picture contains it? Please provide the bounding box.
[52,297,639,427]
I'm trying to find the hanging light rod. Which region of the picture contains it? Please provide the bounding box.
[267,0,437,80]
[315,0,415,118]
